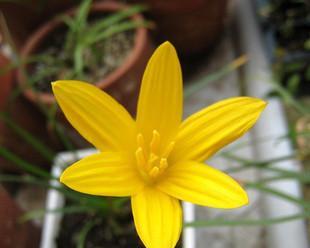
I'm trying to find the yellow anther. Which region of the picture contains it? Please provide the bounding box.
[148,153,159,166]
[149,166,160,178]
[135,147,145,167]
[150,130,160,153]
[162,141,175,158]
[159,158,168,170]
[137,133,144,147]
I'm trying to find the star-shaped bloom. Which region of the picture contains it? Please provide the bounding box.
[52,42,266,248]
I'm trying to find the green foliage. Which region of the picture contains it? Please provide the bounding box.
[35,0,149,80]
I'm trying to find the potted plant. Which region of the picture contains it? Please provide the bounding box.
[16,0,153,115]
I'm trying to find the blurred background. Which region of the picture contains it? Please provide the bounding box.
[0,0,309,247]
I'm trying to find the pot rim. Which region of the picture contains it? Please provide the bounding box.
[17,1,149,105]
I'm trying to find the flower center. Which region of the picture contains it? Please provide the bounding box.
[135,130,175,183]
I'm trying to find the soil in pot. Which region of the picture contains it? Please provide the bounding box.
[57,200,182,248]
[29,25,135,94]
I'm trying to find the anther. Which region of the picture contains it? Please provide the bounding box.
[137,133,144,147]
[162,141,175,158]
[149,166,160,178]
[150,130,160,153]
[135,147,145,167]
[148,153,159,166]
[159,158,168,170]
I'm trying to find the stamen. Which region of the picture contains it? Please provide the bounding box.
[150,130,160,153]
[159,158,168,170]
[162,141,175,158]
[135,147,145,167]
[135,131,173,181]
[149,166,160,178]
[148,153,159,167]
[137,133,144,147]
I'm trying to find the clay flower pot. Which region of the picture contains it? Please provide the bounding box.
[0,186,40,248]
[0,52,53,172]
[17,1,153,115]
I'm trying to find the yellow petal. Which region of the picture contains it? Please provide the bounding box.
[131,187,182,248]
[170,97,266,162]
[52,80,136,152]
[136,42,183,150]
[60,152,144,196]
[157,161,248,208]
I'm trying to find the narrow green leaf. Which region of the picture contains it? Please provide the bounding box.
[0,113,55,161]
[77,219,99,248]
[185,212,310,227]
[87,4,147,37]
[20,205,93,222]
[0,147,51,178]
[184,56,247,99]
[246,183,310,209]
[0,175,106,210]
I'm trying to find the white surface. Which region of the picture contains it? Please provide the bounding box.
[183,201,196,248]
[40,149,96,248]
[235,0,309,247]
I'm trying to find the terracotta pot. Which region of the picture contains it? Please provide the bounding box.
[130,0,228,56]
[0,53,12,111]
[0,52,53,172]
[17,1,153,116]
[0,186,40,248]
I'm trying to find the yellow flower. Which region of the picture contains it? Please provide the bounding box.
[52,42,266,248]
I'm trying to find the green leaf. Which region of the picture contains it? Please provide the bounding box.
[0,147,51,178]
[20,205,93,222]
[287,74,300,95]
[184,55,247,99]
[86,20,149,45]
[246,183,310,209]
[185,212,310,227]
[87,4,147,38]
[0,113,55,161]
[77,219,99,248]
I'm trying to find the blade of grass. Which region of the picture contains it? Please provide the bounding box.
[223,152,296,173]
[20,205,94,223]
[86,20,150,44]
[245,182,310,209]
[254,173,310,184]
[0,113,55,161]
[87,4,147,38]
[0,175,107,210]
[77,219,99,248]
[184,55,248,99]
[184,212,310,227]
[0,147,51,178]
[269,77,310,114]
